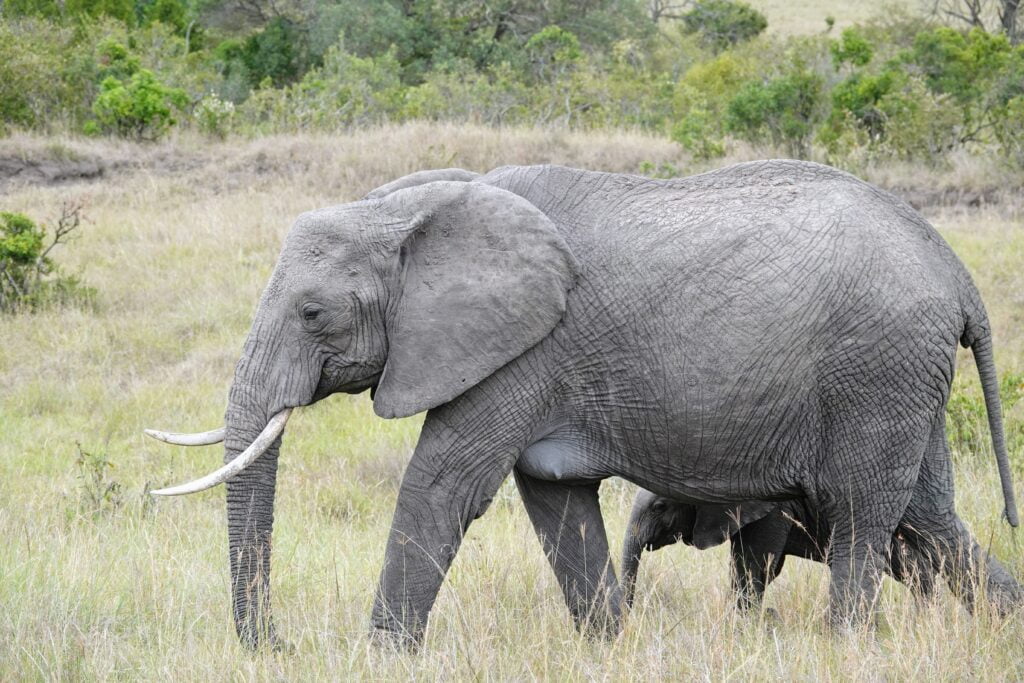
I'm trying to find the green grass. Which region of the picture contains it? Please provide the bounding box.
[2,124,1023,679]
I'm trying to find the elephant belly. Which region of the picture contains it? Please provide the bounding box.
[517,437,607,483]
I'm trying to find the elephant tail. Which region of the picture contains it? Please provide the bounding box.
[964,312,1019,527]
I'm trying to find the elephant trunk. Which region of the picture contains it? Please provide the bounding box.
[620,534,643,609]
[621,497,650,609]
[223,380,285,648]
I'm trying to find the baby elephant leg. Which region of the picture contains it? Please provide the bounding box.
[730,512,792,611]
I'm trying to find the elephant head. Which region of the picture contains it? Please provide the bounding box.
[146,178,578,647]
[620,490,775,608]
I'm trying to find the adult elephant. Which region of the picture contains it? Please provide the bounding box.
[146,161,1018,650]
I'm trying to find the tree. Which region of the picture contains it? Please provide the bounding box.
[929,0,1021,43]
[679,0,767,52]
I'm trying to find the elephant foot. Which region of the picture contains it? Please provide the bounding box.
[235,618,291,654]
[368,625,422,653]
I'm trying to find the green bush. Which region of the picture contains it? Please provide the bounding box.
[725,70,825,157]
[831,28,874,67]
[902,27,1024,142]
[0,19,91,130]
[993,95,1024,167]
[194,92,235,138]
[0,205,94,313]
[525,25,583,83]
[241,17,309,88]
[91,69,187,139]
[238,45,406,132]
[681,0,768,52]
[875,76,961,160]
[669,53,756,159]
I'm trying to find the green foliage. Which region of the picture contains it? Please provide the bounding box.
[0,19,89,130]
[91,69,188,139]
[96,38,141,80]
[831,28,874,67]
[72,443,124,520]
[142,0,189,34]
[241,17,308,88]
[680,0,768,52]
[66,0,136,24]
[993,95,1024,167]
[0,205,95,313]
[239,45,406,131]
[525,25,583,82]
[947,372,1024,460]
[2,0,1024,170]
[725,70,825,157]
[668,52,755,159]
[194,91,235,138]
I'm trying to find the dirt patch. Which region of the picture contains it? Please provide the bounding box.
[0,136,213,195]
[0,153,109,190]
[895,186,1007,211]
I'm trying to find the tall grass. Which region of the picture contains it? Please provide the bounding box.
[1,124,1022,679]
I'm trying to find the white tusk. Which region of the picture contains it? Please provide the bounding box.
[150,408,292,497]
[144,427,225,446]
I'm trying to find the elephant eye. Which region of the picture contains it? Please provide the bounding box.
[301,304,322,323]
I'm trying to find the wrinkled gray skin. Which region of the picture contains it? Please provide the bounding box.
[212,161,1020,649]
[620,490,940,611]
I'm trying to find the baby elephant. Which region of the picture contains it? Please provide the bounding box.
[621,489,936,610]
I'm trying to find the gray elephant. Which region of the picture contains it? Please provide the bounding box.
[145,161,1020,650]
[620,490,937,611]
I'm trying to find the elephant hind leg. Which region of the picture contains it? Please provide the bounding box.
[901,414,1024,615]
[821,489,915,628]
[815,415,929,627]
[889,529,939,603]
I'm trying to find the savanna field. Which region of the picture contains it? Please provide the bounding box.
[3,0,1024,677]
[1,122,1023,680]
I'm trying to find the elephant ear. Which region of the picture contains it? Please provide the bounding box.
[690,501,777,550]
[363,168,481,200]
[371,181,578,419]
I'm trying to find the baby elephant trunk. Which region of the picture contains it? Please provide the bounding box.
[621,492,658,609]
[620,533,644,609]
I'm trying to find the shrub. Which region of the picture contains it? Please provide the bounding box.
[0,18,92,131]
[238,46,406,132]
[993,95,1024,167]
[902,27,1024,142]
[525,25,583,83]
[241,17,308,88]
[725,70,825,157]
[72,443,123,520]
[670,89,725,159]
[194,92,235,138]
[669,53,755,159]
[875,76,961,160]
[680,0,768,52]
[831,28,874,67]
[0,203,94,313]
[91,68,188,139]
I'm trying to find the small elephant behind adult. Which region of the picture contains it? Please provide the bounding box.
[621,489,937,611]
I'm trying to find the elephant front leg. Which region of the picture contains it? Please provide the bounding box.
[730,513,790,612]
[513,468,622,635]
[370,416,519,649]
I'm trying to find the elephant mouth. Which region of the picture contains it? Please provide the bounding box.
[313,366,382,402]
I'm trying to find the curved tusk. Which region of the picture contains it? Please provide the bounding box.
[144,427,225,446]
[150,408,292,497]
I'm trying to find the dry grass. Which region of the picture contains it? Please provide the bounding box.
[1,124,1023,680]
[747,0,917,35]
